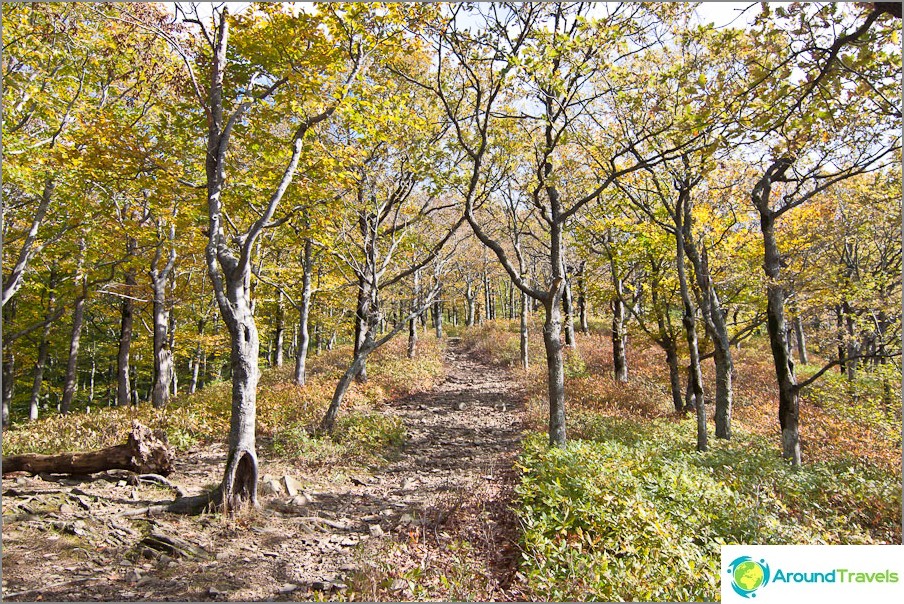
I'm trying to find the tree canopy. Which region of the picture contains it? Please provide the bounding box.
[2,1,899,497]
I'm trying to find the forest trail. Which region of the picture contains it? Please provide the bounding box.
[1,338,525,601]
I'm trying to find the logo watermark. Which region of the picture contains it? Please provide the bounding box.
[722,546,903,603]
[727,556,771,598]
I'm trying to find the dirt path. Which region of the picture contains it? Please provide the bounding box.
[1,338,525,601]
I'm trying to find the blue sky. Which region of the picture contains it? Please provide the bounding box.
[180,2,775,30]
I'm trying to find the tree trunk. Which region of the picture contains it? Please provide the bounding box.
[684,366,695,411]
[683,221,733,440]
[756,190,801,465]
[61,283,87,414]
[116,238,137,407]
[2,301,16,426]
[683,313,706,445]
[665,345,683,414]
[322,347,371,432]
[2,351,15,427]
[150,231,176,409]
[29,267,58,421]
[88,356,96,406]
[542,297,566,446]
[408,314,418,359]
[324,270,381,432]
[835,305,846,374]
[189,351,201,394]
[652,284,683,414]
[221,299,260,511]
[674,193,707,452]
[577,262,589,334]
[106,362,115,407]
[542,177,567,446]
[274,292,285,368]
[711,336,732,438]
[408,271,419,359]
[294,238,313,387]
[169,271,178,397]
[483,269,491,322]
[508,280,515,320]
[151,281,174,408]
[434,298,443,340]
[2,178,54,307]
[131,362,140,406]
[520,289,529,370]
[2,421,174,476]
[755,159,813,463]
[199,10,311,511]
[562,278,576,347]
[843,300,857,380]
[465,281,475,326]
[352,275,369,383]
[793,315,808,365]
[28,335,50,421]
[610,277,629,383]
[189,315,207,395]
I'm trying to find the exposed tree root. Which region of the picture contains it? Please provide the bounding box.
[119,487,222,517]
[137,473,188,498]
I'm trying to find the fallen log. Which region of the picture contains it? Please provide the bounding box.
[2,421,174,476]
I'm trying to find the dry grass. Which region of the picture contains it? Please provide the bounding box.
[462,318,901,475]
[1,336,447,465]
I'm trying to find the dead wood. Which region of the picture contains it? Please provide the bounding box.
[2,422,174,476]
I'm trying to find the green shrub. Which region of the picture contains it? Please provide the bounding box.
[563,349,588,379]
[516,433,722,601]
[269,412,406,469]
[514,415,897,602]
[804,363,902,442]
[334,413,406,458]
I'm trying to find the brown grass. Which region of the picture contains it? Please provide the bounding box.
[462,319,902,475]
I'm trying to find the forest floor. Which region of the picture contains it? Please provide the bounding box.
[0,338,526,601]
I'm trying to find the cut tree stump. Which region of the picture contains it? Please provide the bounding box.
[2,421,174,476]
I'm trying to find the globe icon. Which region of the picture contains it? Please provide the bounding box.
[733,560,765,592]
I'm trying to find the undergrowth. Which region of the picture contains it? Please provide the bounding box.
[516,419,899,601]
[462,320,901,601]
